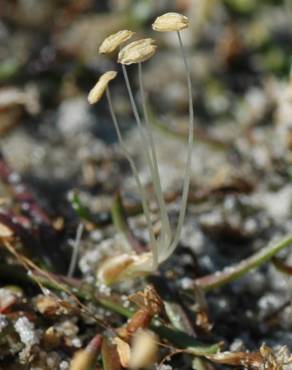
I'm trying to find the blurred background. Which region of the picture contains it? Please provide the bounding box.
[0,0,292,220]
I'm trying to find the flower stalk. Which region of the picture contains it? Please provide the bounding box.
[105,86,157,261]
[138,62,172,254]
[88,12,195,282]
[162,30,194,260]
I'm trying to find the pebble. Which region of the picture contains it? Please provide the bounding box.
[57,97,92,137]
[14,317,39,346]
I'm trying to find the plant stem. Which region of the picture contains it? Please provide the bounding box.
[194,236,292,291]
[138,62,171,249]
[106,87,156,258]
[121,65,159,267]
[164,31,194,259]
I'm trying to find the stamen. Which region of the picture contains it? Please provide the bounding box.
[121,63,163,267]
[138,62,171,251]
[164,30,194,259]
[106,87,158,268]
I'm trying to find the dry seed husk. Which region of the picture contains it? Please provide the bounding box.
[97,254,136,284]
[152,12,189,32]
[69,336,102,370]
[69,349,95,370]
[99,30,134,54]
[129,329,158,369]
[88,71,117,104]
[118,38,157,65]
[97,252,153,284]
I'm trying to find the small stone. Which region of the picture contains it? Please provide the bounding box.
[57,97,92,136]
[14,316,39,346]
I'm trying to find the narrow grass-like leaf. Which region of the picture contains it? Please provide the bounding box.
[195,236,292,291]
[154,325,221,355]
[69,190,93,222]
[111,192,144,253]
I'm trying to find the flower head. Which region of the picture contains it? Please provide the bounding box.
[87,71,117,104]
[91,10,194,285]
[99,30,134,54]
[152,12,189,32]
[118,39,157,65]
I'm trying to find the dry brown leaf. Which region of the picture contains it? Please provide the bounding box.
[129,285,165,316]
